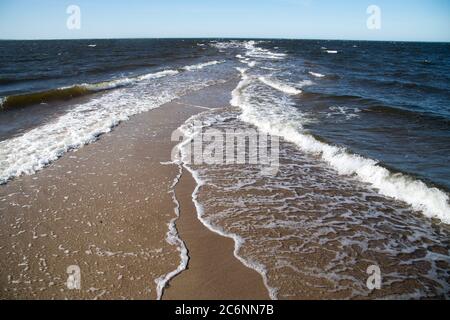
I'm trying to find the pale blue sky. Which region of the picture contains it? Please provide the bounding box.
[0,0,449,41]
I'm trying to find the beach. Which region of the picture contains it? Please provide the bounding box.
[0,81,270,299]
[163,169,269,300]
[1,39,449,300]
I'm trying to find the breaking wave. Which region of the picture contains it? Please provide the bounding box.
[0,61,222,111]
[231,68,450,224]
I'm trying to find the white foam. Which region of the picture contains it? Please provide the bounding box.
[244,41,286,60]
[155,164,189,300]
[240,60,257,68]
[72,69,179,92]
[137,69,179,81]
[260,66,280,71]
[183,60,224,71]
[176,113,279,299]
[327,106,361,120]
[78,68,193,92]
[0,67,221,184]
[258,77,302,95]
[82,78,135,91]
[0,95,171,185]
[308,71,325,78]
[231,73,450,224]
[326,50,338,54]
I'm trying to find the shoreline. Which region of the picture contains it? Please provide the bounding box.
[163,79,270,300]
[0,80,269,300]
[163,166,269,300]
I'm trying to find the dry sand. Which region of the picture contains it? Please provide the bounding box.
[0,81,269,300]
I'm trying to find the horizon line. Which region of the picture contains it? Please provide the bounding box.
[0,36,449,44]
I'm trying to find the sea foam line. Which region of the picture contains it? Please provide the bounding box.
[176,112,279,300]
[258,76,302,95]
[154,163,189,300]
[308,71,325,78]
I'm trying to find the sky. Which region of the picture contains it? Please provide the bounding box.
[0,0,449,41]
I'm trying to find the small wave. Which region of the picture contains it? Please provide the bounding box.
[239,59,257,68]
[137,69,179,81]
[0,86,91,110]
[0,62,224,111]
[0,70,179,111]
[236,54,257,68]
[155,164,189,300]
[326,50,338,54]
[308,71,325,78]
[260,66,280,71]
[182,60,224,71]
[88,44,97,48]
[258,77,302,95]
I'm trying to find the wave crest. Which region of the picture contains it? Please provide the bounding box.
[232,72,450,224]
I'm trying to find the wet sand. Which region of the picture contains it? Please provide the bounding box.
[0,81,269,300]
[163,171,269,300]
